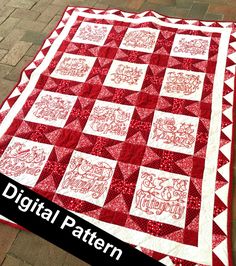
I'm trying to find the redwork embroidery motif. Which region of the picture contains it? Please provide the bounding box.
[61,156,114,199]
[89,106,131,136]
[153,117,195,148]
[77,24,109,43]
[55,57,89,77]
[111,64,143,85]
[33,95,73,121]
[0,142,46,177]
[135,171,189,219]
[163,71,202,95]
[174,38,209,56]
[123,30,157,50]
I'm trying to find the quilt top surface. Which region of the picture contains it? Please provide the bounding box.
[0,6,235,266]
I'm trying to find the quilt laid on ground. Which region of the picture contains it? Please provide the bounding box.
[0,6,235,266]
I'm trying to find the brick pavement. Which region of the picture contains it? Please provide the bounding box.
[0,0,235,265]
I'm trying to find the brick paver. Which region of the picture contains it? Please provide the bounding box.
[63,255,89,266]
[5,55,34,81]
[26,44,40,57]
[0,224,19,265]
[0,64,13,78]
[16,20,46,32]
[0,18,20,37]
[0,50,8,61]
[2,255,32,266]
[37,5,61,23]
[11,8,41,20]
[0,6,15,18]
[42,15,62,33]
[0,0,235,265]
[0,29,26,50]
[7,0,37,9]
[9,231,67,266]
[1,41,32,66]
[176,0,193,8]
[0,79,16,99]
[188,3,209,19]
[21,31,47,45]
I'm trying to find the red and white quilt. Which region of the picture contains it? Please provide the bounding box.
[0,7,235,266]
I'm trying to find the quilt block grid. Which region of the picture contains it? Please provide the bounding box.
[0,7,235,266]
